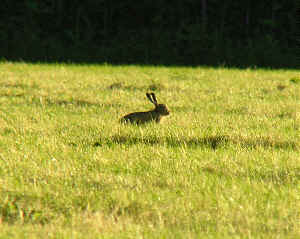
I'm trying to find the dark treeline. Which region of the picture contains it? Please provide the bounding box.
[0,0,298,68]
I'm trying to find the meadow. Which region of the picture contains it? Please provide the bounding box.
[0,62,299,238]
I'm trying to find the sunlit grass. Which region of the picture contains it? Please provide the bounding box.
[0,61,299,238]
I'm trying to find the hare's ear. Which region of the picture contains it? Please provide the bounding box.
[146,93,155,104]
[151,93,158,104]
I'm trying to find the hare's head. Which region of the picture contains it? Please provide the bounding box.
[146,93,170,115]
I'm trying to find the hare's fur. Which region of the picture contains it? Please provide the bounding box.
[121,93,170,125]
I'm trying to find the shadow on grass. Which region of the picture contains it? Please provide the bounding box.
[1,82,171,108]
[40,98,122,108]
[107,82,179,92]
[201,165,300,185]
[247,168,300,185]
[0,93,25,98]
[0,190,52,225]
[0,92,122,108]
[94,134,298,150]
[41,98,101,107]
[0,82,40,90]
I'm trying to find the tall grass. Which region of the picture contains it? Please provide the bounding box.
[0,62,299,238]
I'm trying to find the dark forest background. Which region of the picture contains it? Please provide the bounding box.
[0,0,298,68]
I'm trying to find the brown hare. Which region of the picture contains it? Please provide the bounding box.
[120,93,170,124]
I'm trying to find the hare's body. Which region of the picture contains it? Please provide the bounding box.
[121,93,169,125]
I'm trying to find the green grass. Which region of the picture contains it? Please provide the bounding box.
[0,62,299,238]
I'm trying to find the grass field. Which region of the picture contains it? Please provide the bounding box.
[0,62,299,238]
